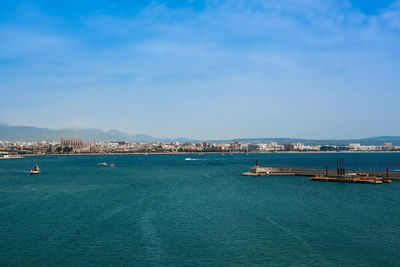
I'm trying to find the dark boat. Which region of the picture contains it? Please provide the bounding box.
[30,165,41,175]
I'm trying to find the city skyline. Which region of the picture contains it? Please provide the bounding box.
[1,136,399,156]
[1,0,400,139]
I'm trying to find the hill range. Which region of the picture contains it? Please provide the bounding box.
[0,124,399,146]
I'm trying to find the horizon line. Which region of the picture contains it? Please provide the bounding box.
[0,122,399,141]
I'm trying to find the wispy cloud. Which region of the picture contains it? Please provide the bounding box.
[0,0,399,138]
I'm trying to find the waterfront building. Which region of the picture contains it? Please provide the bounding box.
[61,138,84,149]
[349,143,361,150]
[284,143,295,151]
[385,143,393,150]
[248,144,261,151]
[195,143,203,148]
[202,142,213,149]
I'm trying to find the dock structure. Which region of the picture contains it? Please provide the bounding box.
[242,167,400,181]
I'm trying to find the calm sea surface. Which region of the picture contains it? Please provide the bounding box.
[1,153,400,266]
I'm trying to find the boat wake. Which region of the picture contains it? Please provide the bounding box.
[185,158,206,161]
[0,170,30,173]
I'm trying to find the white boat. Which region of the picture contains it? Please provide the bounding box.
[30,165,41,175]
[97,163,108,166]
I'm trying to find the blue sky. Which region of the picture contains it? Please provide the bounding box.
[0,0,399,139]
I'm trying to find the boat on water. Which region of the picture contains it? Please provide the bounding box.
[311,173,386,184]
[109,163,115,167]
[97,163,108,166]
[30,165,41,175]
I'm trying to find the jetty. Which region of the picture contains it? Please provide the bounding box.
[242,159,399,183]
[242,167,399,182]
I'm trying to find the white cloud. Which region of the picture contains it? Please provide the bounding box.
[1,0,400,138]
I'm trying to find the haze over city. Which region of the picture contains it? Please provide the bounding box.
[1,0,399,140]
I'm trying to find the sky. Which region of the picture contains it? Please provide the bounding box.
[0,0,399,140]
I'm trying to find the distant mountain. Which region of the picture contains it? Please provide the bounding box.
[0,124,399,145]
[0,124,126,142]
[0,124,192,143]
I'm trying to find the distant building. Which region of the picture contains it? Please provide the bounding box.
[349,143,361,150]
[284,143,295,151]
[61,138,84,149]
[384,143,393,150]
[284,142,305,151]
[202,142,213,149]
[294,142,305,150]
[248,144,261,151]
[195,143,203,148]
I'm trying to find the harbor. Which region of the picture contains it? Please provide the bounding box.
[242,159,399,182]
[1,153,400,265]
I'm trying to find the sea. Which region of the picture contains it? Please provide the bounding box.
[0,153,399,266]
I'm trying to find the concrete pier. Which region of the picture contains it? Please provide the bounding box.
[242,167,400,181]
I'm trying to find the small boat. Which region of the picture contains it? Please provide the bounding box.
[30,165,41,175]
[109,163,115,167]
[97,163,108,166]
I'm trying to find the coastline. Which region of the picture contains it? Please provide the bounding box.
[6,150,399,158]
[0,156,24,160]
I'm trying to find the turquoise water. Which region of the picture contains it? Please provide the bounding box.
[1,153,399,266]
